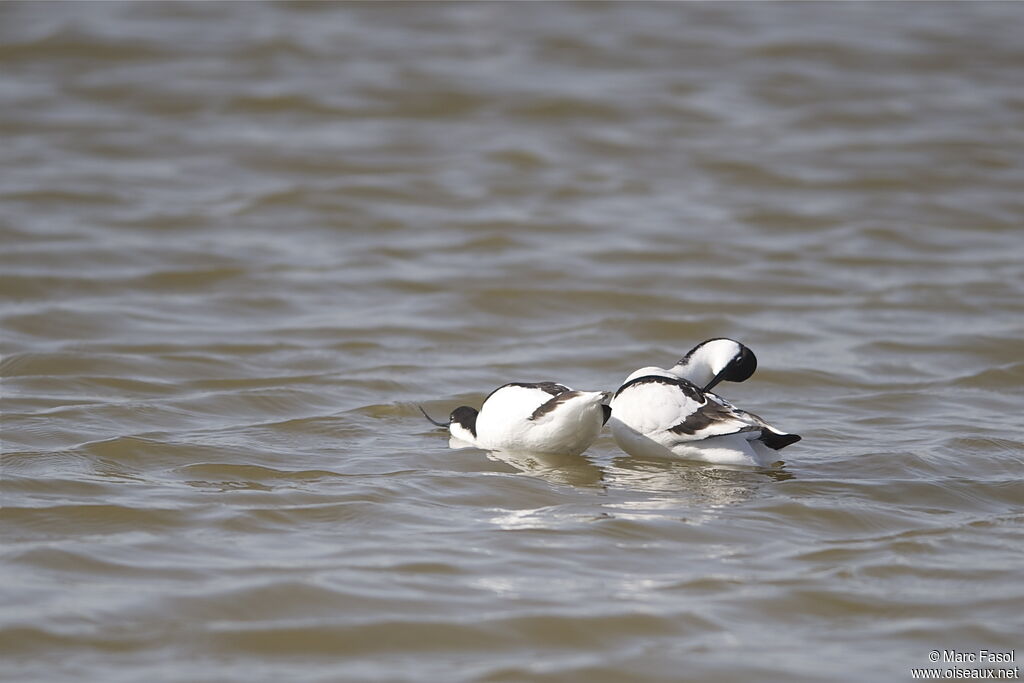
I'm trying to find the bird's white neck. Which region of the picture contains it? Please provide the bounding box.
[669,342,736,387]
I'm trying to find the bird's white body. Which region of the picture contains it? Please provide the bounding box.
[610,340,798,467]
[455,382,609,456]
[609,374,797,466]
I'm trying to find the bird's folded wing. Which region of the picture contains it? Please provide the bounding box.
[529,390,585,422]
[666,396,762,441]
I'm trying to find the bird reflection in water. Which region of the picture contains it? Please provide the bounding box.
[445,432,604,488]
[484,448,606,488]
[599,456,794,522]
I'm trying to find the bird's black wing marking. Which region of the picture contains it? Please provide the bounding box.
[528,391,581,421]
[485,381,570,403]
[520,381,571,396]
[760,430,801,450]
[717,404,800,449]
[667,399,757,436]
[612,374,704,401]
[661,388,766,441]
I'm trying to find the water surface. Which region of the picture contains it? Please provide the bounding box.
[2,3,1023,681]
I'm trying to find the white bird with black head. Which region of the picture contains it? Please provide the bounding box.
[420,382,611,456]
[609,339,800,467]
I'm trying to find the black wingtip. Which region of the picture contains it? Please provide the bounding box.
[761,430,801,450]
[418,405,449,428]
[601,404,612,425]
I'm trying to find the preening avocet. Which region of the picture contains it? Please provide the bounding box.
[609,340,800,467]
[420,382,611,456]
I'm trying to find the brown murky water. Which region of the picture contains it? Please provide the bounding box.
[2,2,1023,681]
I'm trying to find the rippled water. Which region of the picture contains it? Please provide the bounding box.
[2,2,1023,681]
